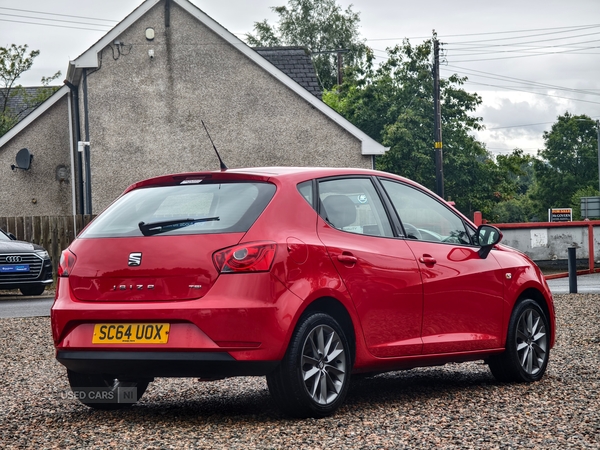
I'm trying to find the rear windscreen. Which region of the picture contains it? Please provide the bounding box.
[79,182,276,238]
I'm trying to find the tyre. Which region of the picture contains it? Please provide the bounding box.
[267,312,351,418]
[67,370,149,410]
[488,299,550,382]
[19,285,46,296]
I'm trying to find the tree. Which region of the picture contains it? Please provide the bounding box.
[245,0,366,90]
[495,149,535,196]
[324,39,522,218]
[0,44,61,136]
[490,196,537,223]
[530,113,599,217]
[488,149,538,223]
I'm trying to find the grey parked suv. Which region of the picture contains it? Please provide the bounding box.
[0,228,53,295]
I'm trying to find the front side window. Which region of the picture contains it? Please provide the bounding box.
[80,182,276,238]
[380,179,471,245]
[318,178,394,238]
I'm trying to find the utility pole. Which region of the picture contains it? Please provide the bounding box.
[433,35,444,199]
[336,50,344,86]
[596,120,600,193]
[309,49,348,87]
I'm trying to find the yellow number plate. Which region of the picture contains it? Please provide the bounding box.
[92,323,170,344]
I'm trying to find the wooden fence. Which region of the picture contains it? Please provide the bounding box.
[0,215,95,276]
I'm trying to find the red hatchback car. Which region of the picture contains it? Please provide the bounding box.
[51,167,555,418]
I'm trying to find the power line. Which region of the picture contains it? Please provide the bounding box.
[445,35,600,54]
[0,7,117,23]
[448,44,600,62]
[0,18,109,32]
[484,115,600,130]
[365,23,600,43]
[444,65,600,98]
[447,48,600,58]
[486,121,555,130]
[0,12,115,28]
[460,79,600,106]
[445,27,600,46]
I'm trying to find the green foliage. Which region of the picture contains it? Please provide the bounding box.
[0,44,61,136]
[246,0,366,90]
[486,150,539,223]
[249,4,600,224]
[490,196,538,223]
[495,149,535,196]
[530,112,599,218]
[325,39,528,219]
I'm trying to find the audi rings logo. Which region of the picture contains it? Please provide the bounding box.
[5,256,23,263]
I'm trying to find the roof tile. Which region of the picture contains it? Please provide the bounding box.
[253,47,322,100]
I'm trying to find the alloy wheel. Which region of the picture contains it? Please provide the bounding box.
[301,324,347,405]
[516,308,548,376]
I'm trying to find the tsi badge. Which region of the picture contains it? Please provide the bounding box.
[128,252,142,266]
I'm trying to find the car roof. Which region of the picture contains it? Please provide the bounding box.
[123,167,416,194]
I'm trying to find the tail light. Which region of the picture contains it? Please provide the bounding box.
[58,249,77,277]
[213,242,276,273]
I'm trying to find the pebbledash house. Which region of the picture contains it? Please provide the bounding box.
[0,0,386,221]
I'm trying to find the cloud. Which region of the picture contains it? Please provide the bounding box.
[473,91,583,155]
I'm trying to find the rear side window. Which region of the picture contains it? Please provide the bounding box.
[80,182,276,238]
[317,178,394,238]
[297,181,313,206]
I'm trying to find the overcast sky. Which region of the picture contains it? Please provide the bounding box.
[1,0,599,156]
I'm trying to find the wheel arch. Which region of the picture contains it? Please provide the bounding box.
[516,287,555,347]
[300,296,357,366]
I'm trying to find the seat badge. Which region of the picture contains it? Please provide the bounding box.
[128,252,142,266]
[506,273,512,280]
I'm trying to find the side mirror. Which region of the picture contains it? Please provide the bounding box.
[476,224,502,259]
[8,232,17,240]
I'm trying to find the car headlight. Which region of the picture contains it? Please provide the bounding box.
[35,250,50,259]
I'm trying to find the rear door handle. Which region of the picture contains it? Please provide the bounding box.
[337,254,358,265]
[419,255,437,265]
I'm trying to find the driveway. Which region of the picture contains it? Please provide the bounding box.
[0,290,54,318]
[545,272,600,294]
[1,293,598,449]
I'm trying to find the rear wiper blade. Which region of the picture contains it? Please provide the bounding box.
[138,217,219,236]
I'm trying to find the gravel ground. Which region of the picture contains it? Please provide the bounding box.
[1,294,599,449]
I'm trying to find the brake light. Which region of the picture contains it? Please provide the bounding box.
[58,249,77,277]
[213,242,276,273]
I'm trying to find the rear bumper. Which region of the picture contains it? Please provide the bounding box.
[57,350,278,378]
[52,273,305,364]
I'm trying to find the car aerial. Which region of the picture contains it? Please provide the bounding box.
[51,167,555,418]
[0,228,53,296]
